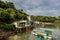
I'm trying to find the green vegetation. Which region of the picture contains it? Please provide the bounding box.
[0,0,60,31]
[0,0,28,23]
[55,19,60,23]
[31,16,57,23]
[0,0,28,31]
[0,23,15,31]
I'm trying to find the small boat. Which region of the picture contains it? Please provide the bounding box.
[32,28,54,40]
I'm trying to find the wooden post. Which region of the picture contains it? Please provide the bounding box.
[26,26,30,32]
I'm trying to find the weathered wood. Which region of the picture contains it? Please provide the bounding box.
[26,26,30,32]
[15,26,31,33]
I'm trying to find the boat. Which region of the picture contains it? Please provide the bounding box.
[32,28,54,40]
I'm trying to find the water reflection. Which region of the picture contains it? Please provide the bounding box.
[8,24,60,40]
[52,29,60,40]
[8,35,18,40]
[8,32,31,40]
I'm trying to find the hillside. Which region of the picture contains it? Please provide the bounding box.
[0,0,28,24]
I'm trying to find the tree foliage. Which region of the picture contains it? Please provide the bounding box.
[0,0,28,30]
[31,16,57,23]
[0,0,15,9]
[0,0,28,24]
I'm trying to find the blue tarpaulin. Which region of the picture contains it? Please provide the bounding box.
[37,37,41,40]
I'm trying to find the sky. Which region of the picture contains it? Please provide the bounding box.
[2,0,60,16]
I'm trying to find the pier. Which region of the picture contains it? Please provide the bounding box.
[15,26,31,33]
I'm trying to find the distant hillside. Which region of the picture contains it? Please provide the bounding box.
[31,16,57,23]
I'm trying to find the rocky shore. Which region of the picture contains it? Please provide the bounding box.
[0,30,16,40]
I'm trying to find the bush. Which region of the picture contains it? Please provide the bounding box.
[0,23,16,31]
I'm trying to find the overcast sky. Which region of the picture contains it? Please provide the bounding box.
[2,0,60,16]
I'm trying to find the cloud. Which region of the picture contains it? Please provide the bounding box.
[1,0,60,16]
[26,9,60,16]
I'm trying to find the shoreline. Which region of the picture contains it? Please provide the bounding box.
[0,26,34,40]
[0,22,53,40]
[42,22,53,25]
[0,30,16,40]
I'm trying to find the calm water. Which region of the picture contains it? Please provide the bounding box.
[7,23,60,40]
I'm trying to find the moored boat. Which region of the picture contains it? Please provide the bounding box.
[32,28,54,40]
